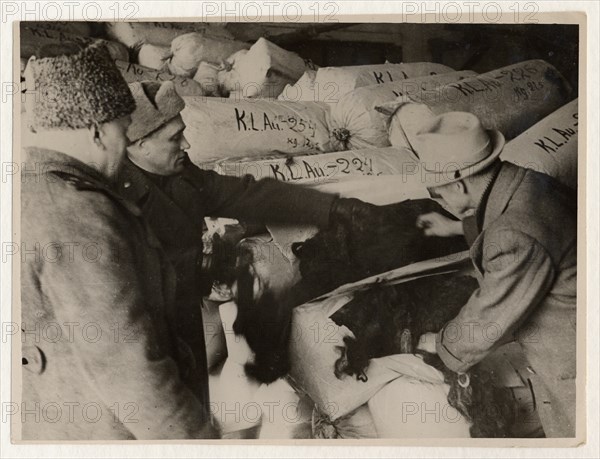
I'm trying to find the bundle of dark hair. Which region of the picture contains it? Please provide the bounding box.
[230,199,469,384]
[330,274,515,438]
[291,199,468,298]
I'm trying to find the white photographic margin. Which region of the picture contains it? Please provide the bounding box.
[1,1,598,458]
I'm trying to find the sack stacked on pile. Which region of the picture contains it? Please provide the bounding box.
[113,60,205,97]
[501,99,578,190]
[329,70,477,151]
[278,69,318,102]
[218,37,316,99]
[180,97,334,164]
[105,21,233,47]
[136,43,171,70]
[193,62,222,96]
[378,60,574,146]
[212,147,418,185]
[21,26,129,62]
[167,32,249,77]
[280,62,455,104]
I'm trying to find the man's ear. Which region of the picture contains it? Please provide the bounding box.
[455,180,468,194]
[89,123,105,150]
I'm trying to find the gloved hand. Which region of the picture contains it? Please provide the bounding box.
[329,197,384,230]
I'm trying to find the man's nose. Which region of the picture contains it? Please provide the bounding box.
[181,135,191,150]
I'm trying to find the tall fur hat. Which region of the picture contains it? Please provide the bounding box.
[25,41,135,131]
[127,81,185,142]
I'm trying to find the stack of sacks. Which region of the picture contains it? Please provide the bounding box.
[501,98,578,190]
[21,26,129,62]
[136,43,171,70]
[180,97,334,164]
[112,60,204,97]
[377,60,574,147]
[167,32,249,77]
[218,37,316,99]
[279,62,455,104]
[105,21,233,47]
[329,70,477,150]
[212,147,418,186]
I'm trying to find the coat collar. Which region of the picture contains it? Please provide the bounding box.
[461,161,526,245]
[117,156,157,203]
[24,147,143,217]
[481,162,527,232]
[24,147,109,186]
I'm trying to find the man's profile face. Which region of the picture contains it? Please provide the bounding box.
[429,181,471,219]
[136,115,191,176]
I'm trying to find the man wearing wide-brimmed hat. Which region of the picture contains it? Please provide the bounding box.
[413,111,577,438]
[21,42,217,440]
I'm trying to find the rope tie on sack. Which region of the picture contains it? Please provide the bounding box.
[332,127,351,150]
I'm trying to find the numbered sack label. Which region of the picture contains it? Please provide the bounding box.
[309,62,455,105]
[501,99,578,190]
[213,146,418,185]
[379,59,574,144]
[180,97,334,164]
[329,70,477,151]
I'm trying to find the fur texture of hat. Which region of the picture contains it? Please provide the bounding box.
[127,81,185,142]
[26,41,135,131]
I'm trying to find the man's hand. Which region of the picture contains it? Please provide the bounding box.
[416,212,464,237]
[416,332,438,354]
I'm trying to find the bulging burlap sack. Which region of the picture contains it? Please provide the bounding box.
[501,98,578,190]
[329,70,477,150]
[378,60,574,146]
[167,32,249,77]
[217,38,315,99]
[180,97,334,164]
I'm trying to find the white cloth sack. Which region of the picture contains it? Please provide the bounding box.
[168,32,249,77]
[212,146,419,185]
[367,356,471,438]
[378,59,574,144]
[278,69,318,102]
[329,70,476,150]
[105,21,233,47]
[218,37,314,99]
[501,98,578,190]
[136,43,170,70]
[180,97,334,164]
[310,62,455,104]
[193,62,222,96]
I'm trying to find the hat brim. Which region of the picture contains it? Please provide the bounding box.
[419,129,506,188]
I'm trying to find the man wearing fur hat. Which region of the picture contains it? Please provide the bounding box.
[118,80,379,419]
[21,42,218,440]
[414,111,577,437]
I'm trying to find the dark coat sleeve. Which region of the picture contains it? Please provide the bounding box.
[182,164,337,227]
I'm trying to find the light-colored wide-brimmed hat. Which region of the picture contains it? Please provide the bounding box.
[413,111,505,187]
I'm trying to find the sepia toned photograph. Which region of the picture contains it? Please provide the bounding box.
[5,2,590,450]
